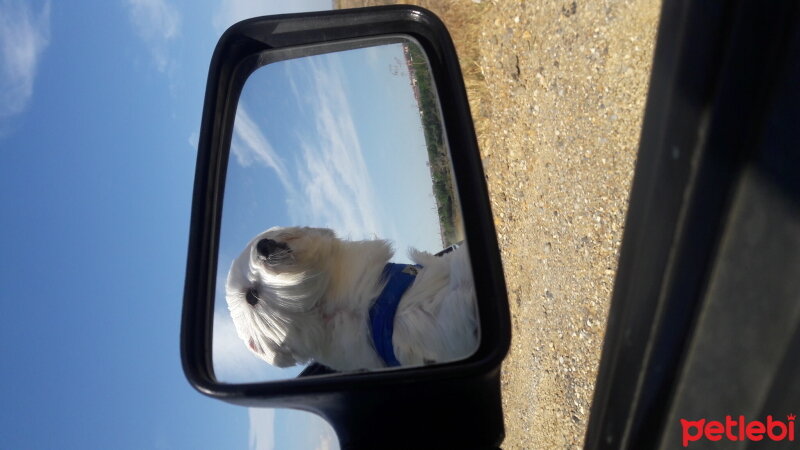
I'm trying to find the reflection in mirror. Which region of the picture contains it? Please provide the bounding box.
[213,38,476,383]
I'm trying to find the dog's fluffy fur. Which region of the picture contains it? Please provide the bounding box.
[225,226,478,371]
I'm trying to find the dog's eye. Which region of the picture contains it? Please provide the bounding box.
[245,288,259,306]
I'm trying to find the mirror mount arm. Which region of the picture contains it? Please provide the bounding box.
[281,368,505,449]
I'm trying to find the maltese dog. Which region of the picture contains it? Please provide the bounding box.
[225,226,478,371]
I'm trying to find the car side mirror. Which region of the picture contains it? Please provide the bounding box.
[181,6,511,449]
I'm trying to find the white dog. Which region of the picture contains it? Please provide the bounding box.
[225,226,478,371]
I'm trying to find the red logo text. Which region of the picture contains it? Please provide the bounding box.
[681,415,796,447]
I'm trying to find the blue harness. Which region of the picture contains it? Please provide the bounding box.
[368,263,421,367]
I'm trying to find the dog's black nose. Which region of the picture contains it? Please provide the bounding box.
[256,238,288,258]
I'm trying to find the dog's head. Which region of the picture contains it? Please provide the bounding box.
[225,226,337,367]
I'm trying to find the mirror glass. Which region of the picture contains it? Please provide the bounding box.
[212,37,476,383]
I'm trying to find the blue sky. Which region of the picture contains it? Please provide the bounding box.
[213,42,445,384]
[0,0,355,449]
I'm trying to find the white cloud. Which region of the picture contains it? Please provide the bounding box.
[289,55,384,240]
[0,0,50,124]
[232,105,294,194]
[314,425,339,450]
[212,0,332,32]
[300,414,340,450]
[187,130,198,149]
[231,59,384,240]
[248,408,276,450]
[363,45,382,72]
[246,407,340,450]
[125,0,180,73]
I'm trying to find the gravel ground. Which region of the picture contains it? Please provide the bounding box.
[337,1,662,447]
[472,2,660,448]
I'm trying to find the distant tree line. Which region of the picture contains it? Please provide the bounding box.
[405,43,460,246]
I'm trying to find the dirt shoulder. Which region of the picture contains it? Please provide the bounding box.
[337,1,661,447]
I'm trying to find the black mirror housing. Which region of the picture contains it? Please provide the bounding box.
[181,6,511,449]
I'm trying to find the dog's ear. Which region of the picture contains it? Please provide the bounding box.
[300,227,335,239]
[249,337,299,368]
[270,349,299,368]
